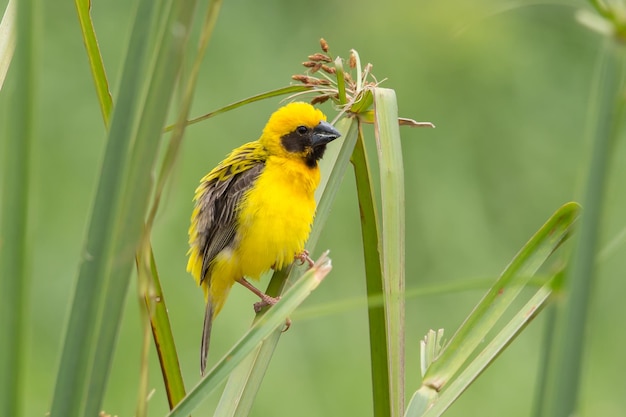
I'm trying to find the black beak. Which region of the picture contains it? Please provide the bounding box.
[311,121,341,147]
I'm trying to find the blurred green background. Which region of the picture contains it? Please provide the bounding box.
[13,0,626,415]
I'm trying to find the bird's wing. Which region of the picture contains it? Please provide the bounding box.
[190,142,267,285]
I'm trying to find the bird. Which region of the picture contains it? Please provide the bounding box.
[187,102,341,374]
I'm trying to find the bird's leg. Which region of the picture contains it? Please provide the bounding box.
[236,278,280,313]
[236,278,292,330]
[295,249,314,268]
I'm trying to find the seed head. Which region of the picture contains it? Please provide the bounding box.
[320,38,329,52]
[348,51,357,69]
[308,53,332,63]
[321,64,336,74]
[311,95,331,105]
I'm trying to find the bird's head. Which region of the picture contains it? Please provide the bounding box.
[260,102,341,168]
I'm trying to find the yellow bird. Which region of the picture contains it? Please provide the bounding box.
[187,102,341,373]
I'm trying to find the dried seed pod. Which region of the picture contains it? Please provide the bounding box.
[292,74,311,83]
[308,53,332,63]
[303,61,317,68]
[303,78,325,86]
[320,38,329,52]
[348,52,357,69]
[321,64,336,74]
[310,63,323,73]
[311,95,331,105]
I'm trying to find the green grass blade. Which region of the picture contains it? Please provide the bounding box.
[351,123,391,417]
[49,0,197,414]
[74,0,112,127]
[214,117,358,417]
[531,301,558,417]
[0,0,16,91]
[141,249,187,408]
[166,85,313,132]
[167,254,333,417]
[373,87,406,417]
[420,278,555,417]
[405,387,437,417]
[545,39,626,417]
[0,0,34,414]
[136,284,153,417]
[150,0,222,226]
[213,337,275,416]
[140,2,222,407]
[421,202,580,392]
[84,0,199,414]
[334,56,348,105]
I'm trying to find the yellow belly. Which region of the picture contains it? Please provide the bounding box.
[236,156,320,277]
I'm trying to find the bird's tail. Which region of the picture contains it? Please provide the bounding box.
[201,297,215,375]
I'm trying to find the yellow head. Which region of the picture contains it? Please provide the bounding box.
[260,102,341,167]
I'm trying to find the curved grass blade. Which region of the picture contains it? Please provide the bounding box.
[0,0,34,414]
[416,202,579,412]
[419,277,555,417]
[164,85,313,132]
[74,0,112,127]
[166,254,333,417]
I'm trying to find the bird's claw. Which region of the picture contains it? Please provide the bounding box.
[253,295,281,313]
[252,297,291,332]
[295,250,315,268]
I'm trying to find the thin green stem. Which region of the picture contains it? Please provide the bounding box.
[74,0,112,127]
[546,39,626,417]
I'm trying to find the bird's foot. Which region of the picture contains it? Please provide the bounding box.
[295,250,314,268]
[253,294,281,313]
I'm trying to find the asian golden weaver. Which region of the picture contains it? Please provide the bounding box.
[187,102,341,374]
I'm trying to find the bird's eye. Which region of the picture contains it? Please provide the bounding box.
[296,126,308,135]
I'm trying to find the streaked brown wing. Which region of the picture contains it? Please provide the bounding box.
[194,162,265,284]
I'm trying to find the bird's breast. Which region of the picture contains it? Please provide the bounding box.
[235,157,320,278]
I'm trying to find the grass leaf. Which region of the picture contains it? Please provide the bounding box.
[0,0,34,414]
[165,85,313,132]
[542,39,626,417]
[373,87,406,417]
[49,0,198,415]
[73,0,112,127]
[414,202,579,415]
[141,1,224,407]
[351,122,391,417]
[140,249,187,408]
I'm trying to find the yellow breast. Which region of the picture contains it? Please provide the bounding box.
[235,156,320,279]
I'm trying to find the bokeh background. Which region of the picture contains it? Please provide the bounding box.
[12,0,626,415]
